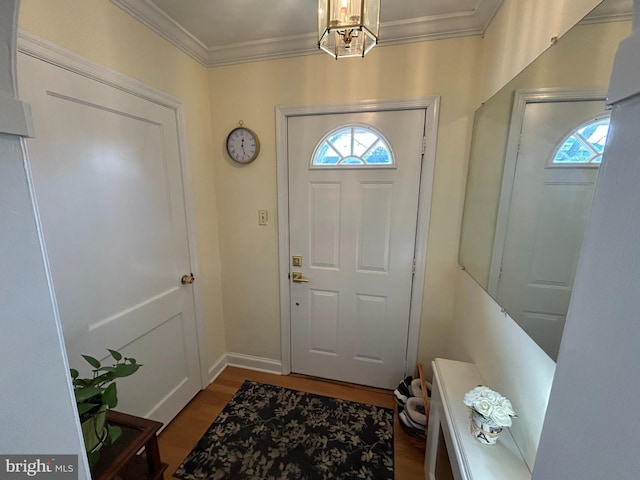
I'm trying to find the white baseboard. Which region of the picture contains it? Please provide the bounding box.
[205,352,283,386]
[225,352,283,375]
[207,353,228,385]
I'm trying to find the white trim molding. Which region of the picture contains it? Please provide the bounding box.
[275,96,440,381]
[110,0,209,64]
[110,0,503,67]
[207,353,228,385]
[207,353,283,385]
[17,31,182,109]
[225,353,283,375]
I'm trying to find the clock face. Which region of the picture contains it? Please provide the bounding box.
[226,127,260,164]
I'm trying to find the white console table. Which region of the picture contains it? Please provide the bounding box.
[424,359,531,480]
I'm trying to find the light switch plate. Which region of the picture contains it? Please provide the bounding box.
[258,209,268,226]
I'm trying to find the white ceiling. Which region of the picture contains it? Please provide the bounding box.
[109,0,504,67]
[109,0,632,67]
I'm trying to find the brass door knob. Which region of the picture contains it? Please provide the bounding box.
[181,274,195,285]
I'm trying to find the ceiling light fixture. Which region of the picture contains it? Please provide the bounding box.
[318,0,380,59]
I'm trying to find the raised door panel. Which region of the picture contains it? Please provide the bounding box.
[309,182,341,269]
[357,183,393,273]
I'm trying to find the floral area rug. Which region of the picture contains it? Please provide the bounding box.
[173,380,394,480]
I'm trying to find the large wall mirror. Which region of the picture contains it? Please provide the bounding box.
[459,0,632,360]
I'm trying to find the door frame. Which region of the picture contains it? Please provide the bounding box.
[17,31,208,387]
[488,87,607,297]
[276,97,440,377]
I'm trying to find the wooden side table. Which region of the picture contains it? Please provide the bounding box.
[91,410,168,480]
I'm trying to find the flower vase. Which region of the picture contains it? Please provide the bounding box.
[470,410,503,445]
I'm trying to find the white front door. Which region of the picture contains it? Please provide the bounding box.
[288,110,425,389]
[497,100,604,357]
[18,52,202,427]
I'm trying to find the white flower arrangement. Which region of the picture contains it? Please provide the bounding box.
[463,386,517,427]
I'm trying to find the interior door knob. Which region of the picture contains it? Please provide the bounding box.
[291,272,309,283]
[181,273,195,285]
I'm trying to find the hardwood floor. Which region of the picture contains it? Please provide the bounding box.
[157,367,425,479]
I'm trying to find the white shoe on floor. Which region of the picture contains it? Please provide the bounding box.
[399,410,426,439]
[406,397,427,427]
[410,378,432,397]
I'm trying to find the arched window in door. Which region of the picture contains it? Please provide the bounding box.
[552,116,610,166]
[311,125,394,168]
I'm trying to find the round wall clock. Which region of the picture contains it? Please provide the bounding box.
[226,124,260,164]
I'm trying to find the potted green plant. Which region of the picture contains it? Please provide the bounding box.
[70,349,142,466]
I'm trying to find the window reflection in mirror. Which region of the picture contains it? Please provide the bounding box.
[552,117,610,165]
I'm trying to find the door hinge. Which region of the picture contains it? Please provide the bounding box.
[421,136,427,155]
[516,133,524,154]
[412,258,416,275]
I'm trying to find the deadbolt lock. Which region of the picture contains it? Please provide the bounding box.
[292,256,302,267]
[181,273,195,285]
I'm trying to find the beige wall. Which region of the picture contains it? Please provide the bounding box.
[479,0,601,101]
[208,37,483,366]
[18,0,227,369]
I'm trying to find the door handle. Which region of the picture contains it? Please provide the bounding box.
[181,273,195,285]
[291,272,309,283]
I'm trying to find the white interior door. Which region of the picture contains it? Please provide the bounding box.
[497,100,604,357]
[288,110,425,389]
[18,52,202,427]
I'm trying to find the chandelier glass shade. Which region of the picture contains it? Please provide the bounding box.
[318,0,380,59]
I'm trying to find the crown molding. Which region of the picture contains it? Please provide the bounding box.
[110,0,209,64]
[581,0,633,24]
[205,32,320,67]
[378,2,502,48]
[110,0,503,67]
[581,12,633,24]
